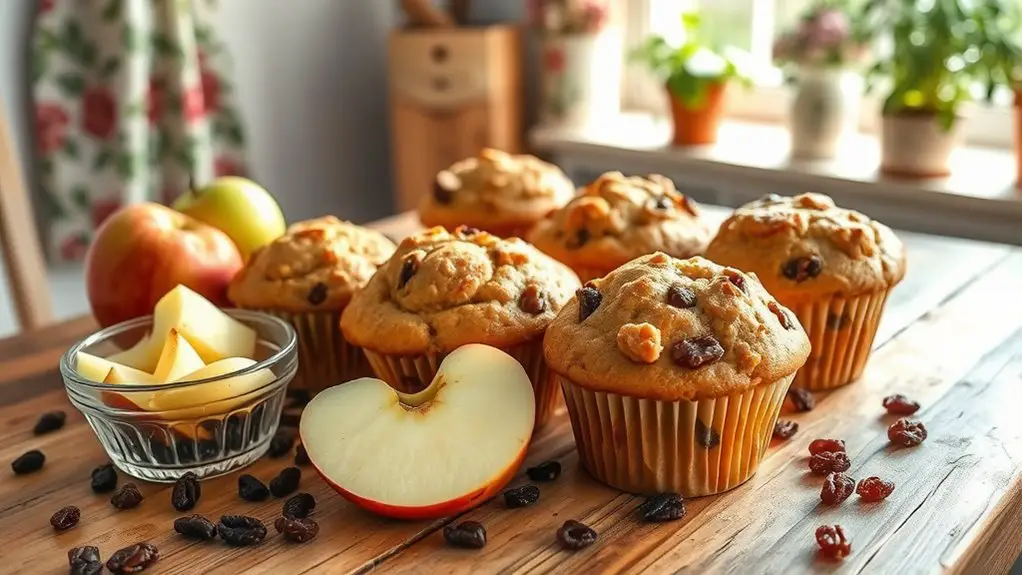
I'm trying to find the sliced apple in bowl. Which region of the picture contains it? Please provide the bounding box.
[300,344,536,520]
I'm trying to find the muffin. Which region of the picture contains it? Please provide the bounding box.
[418,148,575,238]
[705,193,906,390]
[340,226,581,427]
[544,253,810,496]
[528,172,711,282]
[228,216,396,395]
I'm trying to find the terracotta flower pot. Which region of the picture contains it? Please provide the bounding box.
[666,82,727,146]
[880,111,964,178]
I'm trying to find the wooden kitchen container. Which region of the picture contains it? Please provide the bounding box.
[388,25,523,210]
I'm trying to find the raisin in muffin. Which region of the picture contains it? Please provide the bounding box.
[544,253,810,496]
[418,148,575,238]
[705,193,906,390]
[340,225,581,427]
[228,216,396,394]
[527,172,711,282]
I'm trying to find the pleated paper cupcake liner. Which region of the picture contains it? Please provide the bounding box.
[788,289,890,391]
[559,373,793,497]
[363,338,560,429]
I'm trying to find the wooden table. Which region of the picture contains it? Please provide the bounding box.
[3,210,1022,574]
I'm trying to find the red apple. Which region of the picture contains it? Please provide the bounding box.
[85,202,243,329]
[300,344,536,520]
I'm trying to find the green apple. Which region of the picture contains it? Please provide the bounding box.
[173,176,286,261]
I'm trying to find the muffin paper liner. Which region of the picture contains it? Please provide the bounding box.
[363,338,560,429]
[787,289,890,391]
[559,372,793,497]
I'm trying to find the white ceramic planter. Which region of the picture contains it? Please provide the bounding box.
[540,32,621,128]
[789,67,862,159]
[880,113,964,178]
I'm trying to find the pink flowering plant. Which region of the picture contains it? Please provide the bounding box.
[773,1,867,67]
[530,0,609,35]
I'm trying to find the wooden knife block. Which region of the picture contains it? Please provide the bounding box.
[388,26,523,211]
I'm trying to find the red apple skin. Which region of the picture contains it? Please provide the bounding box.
[85,202,243,329]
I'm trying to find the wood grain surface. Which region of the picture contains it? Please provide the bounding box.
[1,210,1020,574]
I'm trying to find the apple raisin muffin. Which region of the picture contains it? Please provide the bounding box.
[705,193,906,390]
[527,171,711,282]
[228,216,396,394]
[544,253,810,496]
[340,225,581,427]
[418,148,576,238]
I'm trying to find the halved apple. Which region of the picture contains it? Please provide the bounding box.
[300,344,536,520]
[152,329,205,381]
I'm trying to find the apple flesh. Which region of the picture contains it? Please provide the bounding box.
[300,344,536,520]
[173,176,286,261]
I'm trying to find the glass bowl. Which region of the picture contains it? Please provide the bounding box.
[60,309,298,482]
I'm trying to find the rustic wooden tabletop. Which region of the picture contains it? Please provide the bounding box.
[2,209,1022,574]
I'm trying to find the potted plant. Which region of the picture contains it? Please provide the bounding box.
[860,0,1020,178]
[773,1,868,159]
[633,12,750,146]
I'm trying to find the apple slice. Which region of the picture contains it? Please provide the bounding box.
[300,344,536,520]
[151,357,275,414]
[76,351,117,382]
[153,285,257,364]
[107,334,158,372]
[152,329,205,382]
[100,366,159,410]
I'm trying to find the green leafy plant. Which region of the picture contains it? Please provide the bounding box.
[631,12,751,109]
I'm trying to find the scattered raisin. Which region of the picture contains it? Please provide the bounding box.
[694,419,720,448]
[397,254,421,289]
[820,473,855,505]
[782,255,823,282]
[722,269,746,292]
[11,449,45,474]
[306,282,328,306]
[286,389,311,407]
[882,394,920,416]
[787,389,816,412]
[106,542,160,573]
[826,313,850,330]
[33,410,66,435]
[666,284,697,308]
[69,546,101,566]
[270,467,301,497]
[111,483,144,509]
[768,301,796,330]
[268,430,295,458]
[174,514,218,540]
[577,286,602,321]
[171,472,201,511]
[91,463,118,493]
[503,485,540,508]
[50,505,80,531]
[808,438,845,455]
[815,524,851,560]
[238,474,270,502]
[218,515,267,546]
[71,559,103,575]
[809,451,851,475]
[283,492,316,519]
[518,284,547,315]
[888,418,927,447]
[443,520,487,549]
[773,420,799,440]
[671,335,724,369]
[526,461,561,482]
[279,412,301,428]
[856,477,895,502]
[275,516,320,543]
[637,493,686,522]
[294,444,310,466]
[556,519,597,550]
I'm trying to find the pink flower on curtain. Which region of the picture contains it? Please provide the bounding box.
[201,70,221,112]
[60,233,90,261]
[147,78,165,124]
[215,155,244,177]
[34,102,69,155]
[183,85,206,122]
[82,86,117,139]
[39,0,54,14]
[91,197,122,228]
[545,48,565,73]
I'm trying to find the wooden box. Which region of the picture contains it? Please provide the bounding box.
[388,25,523,211]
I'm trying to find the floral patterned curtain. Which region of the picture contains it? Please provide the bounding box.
[32,0,248,262]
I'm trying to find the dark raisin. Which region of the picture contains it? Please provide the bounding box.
[888,418,927,447]
[556,519,597,550]
[671,335,724,369]
[71,560,103,575]
[882,394,920,416]
[571,228,590,249]
[637,493,686,522]
[457,226,481,237]
[106,542,160,573]
[33,410,66,435]
[443,520,487,549]
[768,301,796,330]
[294,444,310,466]
[787,389,816,412]
[270,467,301,497]
[722,269,746,292]
[286,389,311,407]
[238,474,269,502]
[694,419,720,448]
[171,472,201,511]
[820,473,855,505]
[69,546,101,566]
[283,492,316,519]
[666,284,697,308]
[526,461,561,482]
[433,176,455,204]
[174,514,218,540]
[268,430,295,458]
[518,284,547,314]
[91,463,118,493]
[275,516,320,543]
[782,255,823,282]
[809,451,851,476]
[651,195,672,210]
[218,515,267,546]
[397,254,421,289]
[50,505,80,531]
[856,477,895,502]
[503,485,540,508]
[11,449,45,474]
[111,483,144,509]
[773,420,799,440]
[577,286,602,321]
[808,438,845,455]
[826,312,850,330]
[306,282,328,306]
[279,412,301,428]
[815,524,851,560]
